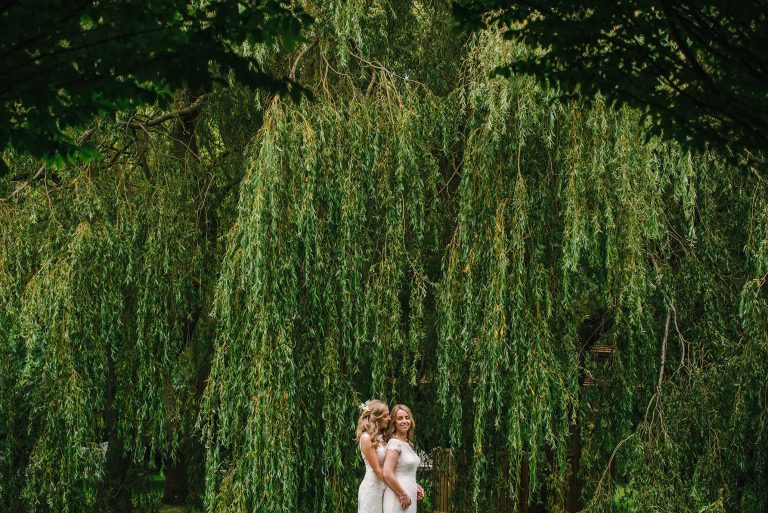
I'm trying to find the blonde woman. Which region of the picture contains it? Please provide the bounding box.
[356,399,391,513]
[382,404,424,512]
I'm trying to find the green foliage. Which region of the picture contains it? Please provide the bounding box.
[2,2,767,513]
[202,75,457,513]
[202,14,768,513]
[0,169,200,512]
[0,0,309,176]
[589,160,768,512]
[453,1,768,166]
[0,85,262,511]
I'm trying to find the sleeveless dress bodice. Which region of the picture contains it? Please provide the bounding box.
[382,438,420,513]
[358,433,387,513]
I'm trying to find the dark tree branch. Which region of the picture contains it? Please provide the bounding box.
[128,96,206,130]
[289,38,319,81]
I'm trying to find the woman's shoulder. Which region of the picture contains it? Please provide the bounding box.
[386,437,405,452]
[360,432,385,443]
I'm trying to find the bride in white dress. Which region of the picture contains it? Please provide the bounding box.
[382,404,424,513]
[356,399,391,513]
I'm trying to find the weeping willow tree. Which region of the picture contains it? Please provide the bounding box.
[438,30,768,512]
[2,2,767,513]
[0,86,270,512]
[201,3,768,512]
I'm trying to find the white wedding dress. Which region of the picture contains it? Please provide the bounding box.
[382,438,420,513]
[358,433,387,513]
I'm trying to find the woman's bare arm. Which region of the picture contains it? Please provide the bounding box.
[360,435,385,480]
[383,447,412,508]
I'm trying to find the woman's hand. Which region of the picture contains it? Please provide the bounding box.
[416,484,424,501]
[399,493,412,509]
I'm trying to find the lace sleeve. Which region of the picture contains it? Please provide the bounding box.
[386,438,402,453]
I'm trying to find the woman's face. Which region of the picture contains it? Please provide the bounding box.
[378,408,391,431]
[394,408,411,436]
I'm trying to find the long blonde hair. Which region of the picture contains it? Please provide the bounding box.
[386,404,415,444]
[355,399,389,446]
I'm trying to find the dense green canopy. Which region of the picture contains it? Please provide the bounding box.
[0,0,308,177]
[1,2,766,513]
[454,1,768,166]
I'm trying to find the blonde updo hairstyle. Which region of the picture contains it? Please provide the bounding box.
[386,404,415,444]
[355,399,389,446]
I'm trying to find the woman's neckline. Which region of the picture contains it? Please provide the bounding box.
[394,435,413,450]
